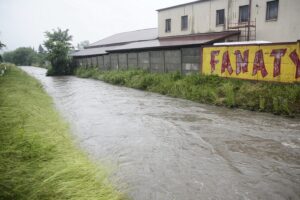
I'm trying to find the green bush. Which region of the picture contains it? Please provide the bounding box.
[74,66,300,116]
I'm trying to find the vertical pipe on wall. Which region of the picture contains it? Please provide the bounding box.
[209,0,212,30]
[102,55,105,70]
[137,53,139,69]
[96,56,99,69]
[117,54,120,70]
[109,54,112,70]
[149,51,151,72]
[180,48,183,75]
[126,53,128,70]
[163,50,166,73]
[199,47,203,74]
[247,0,252,41]
[227,0,232,30]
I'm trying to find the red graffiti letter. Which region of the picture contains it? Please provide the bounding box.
[210,50,220,73]
[289,50,300,79]
[253,50,268,78]
[234,50,249,75]
[270,49,287,77]
[221,51,233,75]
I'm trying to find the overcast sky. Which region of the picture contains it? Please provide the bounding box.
[0,0,192,51]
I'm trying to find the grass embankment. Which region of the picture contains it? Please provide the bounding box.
[75,67,300,117]
[0,64,124,200]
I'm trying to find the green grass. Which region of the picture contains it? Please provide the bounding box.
[0,63,125,200]
[75,67,300,117]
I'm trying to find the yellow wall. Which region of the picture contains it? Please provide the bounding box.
[202,42,300,83]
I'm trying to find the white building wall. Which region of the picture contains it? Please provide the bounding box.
[158,0,300,42]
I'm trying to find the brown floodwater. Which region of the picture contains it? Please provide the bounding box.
[22,67,300,200]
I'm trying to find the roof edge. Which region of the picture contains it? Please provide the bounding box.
[88,27,158,47]
[108,31,240,53]
[158,30,240,40]
[86,38,158,49]
[156,0,209,12]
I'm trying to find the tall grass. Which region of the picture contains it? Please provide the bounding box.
[75,67,300,116]
[0,64,125,200]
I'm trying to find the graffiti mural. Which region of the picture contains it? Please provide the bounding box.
[202,41,300,83]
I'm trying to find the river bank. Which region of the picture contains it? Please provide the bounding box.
[0,64,124,200]
[74,67,300,117]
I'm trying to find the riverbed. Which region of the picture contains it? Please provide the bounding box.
[22,67,300,200]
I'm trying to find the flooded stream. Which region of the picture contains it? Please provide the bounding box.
[22,67,300,200]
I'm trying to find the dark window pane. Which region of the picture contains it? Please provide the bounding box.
[216,9,225,25]
[181,15,188,30]
[165,19,171,32]
[266,0,279,20]
[239,5,249,23]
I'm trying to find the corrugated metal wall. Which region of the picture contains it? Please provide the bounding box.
[74,47,202,75]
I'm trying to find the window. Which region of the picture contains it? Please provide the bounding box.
[239,5,249,23]
[181,15,188,30]
[216,9,225,25]
[266,0,279,20]
[165,19,171,32]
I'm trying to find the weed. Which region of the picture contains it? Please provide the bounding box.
[0,64,125,200]
[74,67,300,116]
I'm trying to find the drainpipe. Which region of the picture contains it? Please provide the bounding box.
[247,0,252,41]
[227,0,232,31]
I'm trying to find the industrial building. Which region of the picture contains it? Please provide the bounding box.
[72,0,300,74]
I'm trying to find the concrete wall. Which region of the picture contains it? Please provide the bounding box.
[74,47,202,74]
[111,54,119,70]
[164,50,181,72]
[118,53,128,70]
[150,51,165,73]
[92,57,97,67]
[182,47,200,74]
[128,53,138,69]
[97,56,104,70]
[104,55,111,70]
[158,0,300,42]
[87,57,93,67]
[138,52,150,71]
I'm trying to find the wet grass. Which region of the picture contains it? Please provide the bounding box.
[75,67,300,117]
[0,64,125,200]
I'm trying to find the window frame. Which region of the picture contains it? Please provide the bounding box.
[165,19,171,33]
[216,9,225,26]
[239,5,249,23]
[266,0,279,21]
[181,15,188,30]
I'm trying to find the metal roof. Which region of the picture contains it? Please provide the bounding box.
[156,0,209,12]
[88,28,158,48]
[72,31,240,57]
[108,31,240,52]
[71,46,110,57]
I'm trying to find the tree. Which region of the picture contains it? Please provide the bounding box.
[37,44,48,67]
[77,40,90,50]
[44,28,73,75]
[0,41,5,63]
[38,44,45,54]
[2,47,38,66]
[2,51,14,63]
[0,41,5,50]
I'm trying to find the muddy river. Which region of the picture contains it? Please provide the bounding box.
[22,67,300,200]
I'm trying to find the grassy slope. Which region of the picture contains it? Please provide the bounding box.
[0,64,124,200]
[75,67,300,117]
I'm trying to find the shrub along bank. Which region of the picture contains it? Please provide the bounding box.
[75,67,300,117]
[0,64,124,200]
